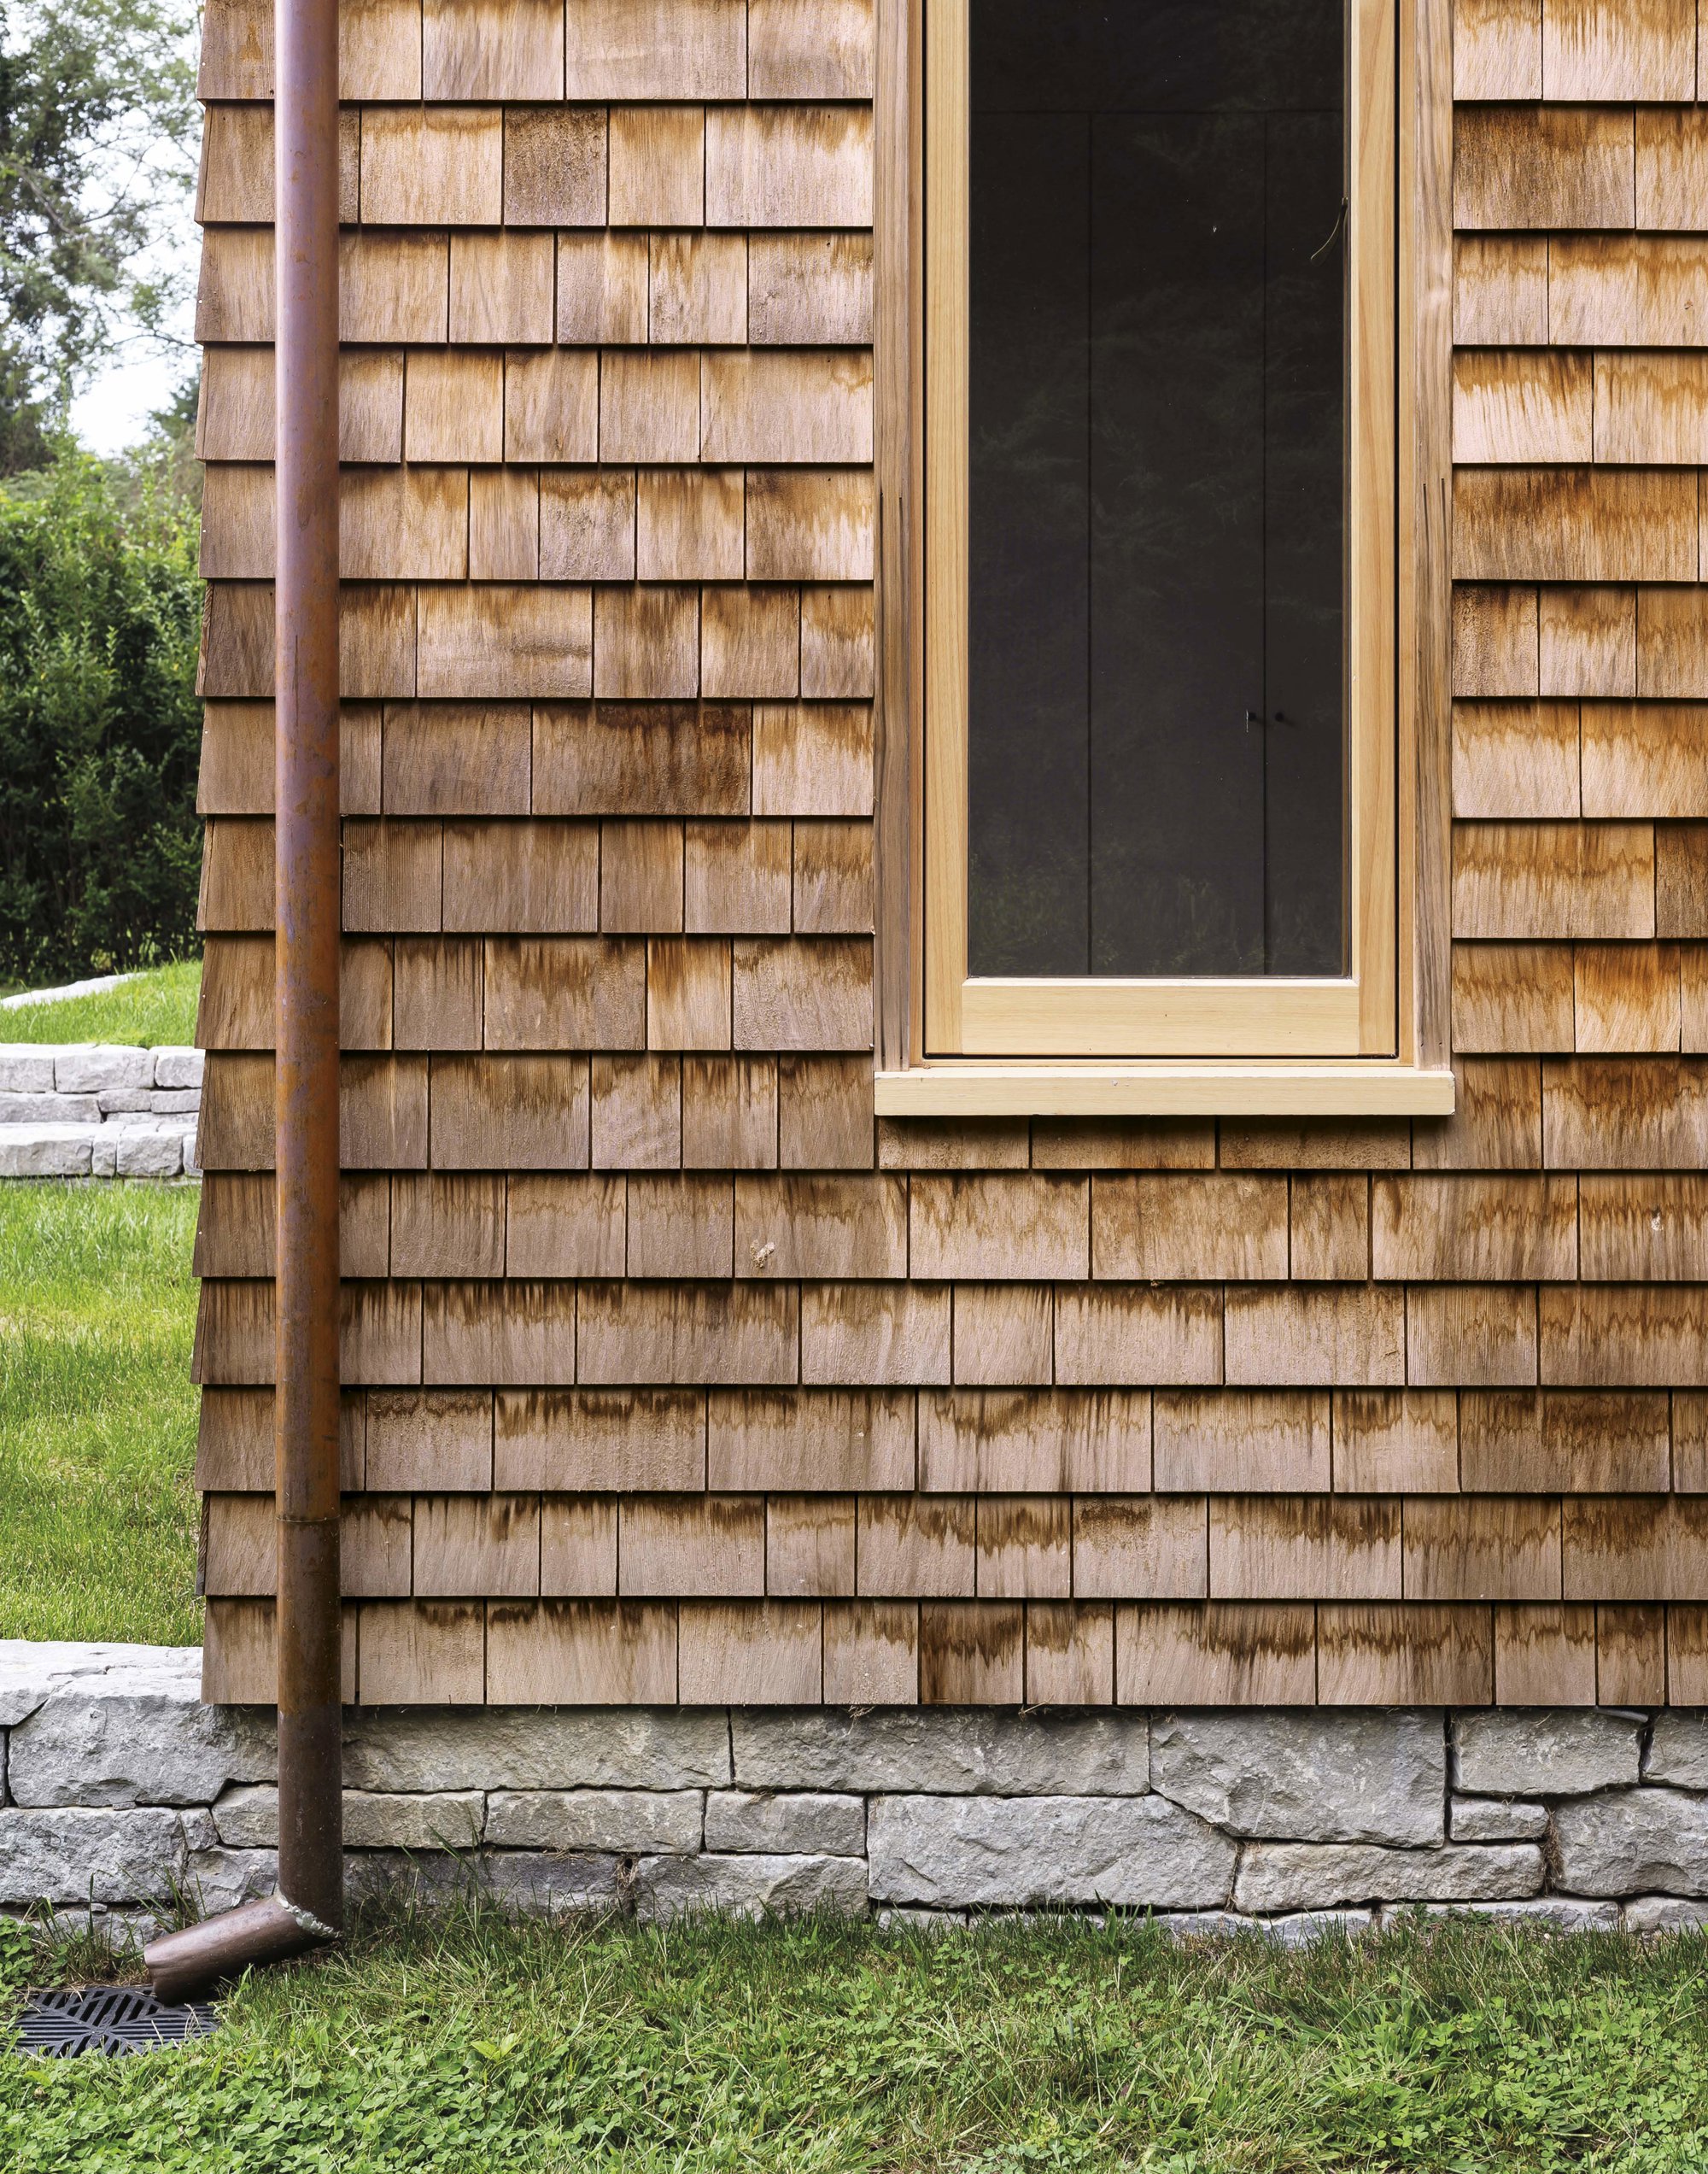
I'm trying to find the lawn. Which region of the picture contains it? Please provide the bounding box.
[3,1906,1708,2171]
[0,959,202,1046]
[0,1181,201,1644]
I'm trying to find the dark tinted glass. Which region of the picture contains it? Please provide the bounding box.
[967,0,1346,979]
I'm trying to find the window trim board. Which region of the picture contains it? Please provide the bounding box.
[872,0,1454,1110]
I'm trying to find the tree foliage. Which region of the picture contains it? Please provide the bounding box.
[0,0,198,470]
[0,446,202,982]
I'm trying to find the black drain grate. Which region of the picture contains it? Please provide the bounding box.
[15,1985,219,2057]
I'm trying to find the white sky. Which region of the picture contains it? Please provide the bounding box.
[67,91,203,455]
[71,332,194,454]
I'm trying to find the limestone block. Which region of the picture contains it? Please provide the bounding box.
[114,1123,185,1178]
[875,1906,970,1932]
[0,1126,94,1176]
[344,1847,626,1912]
[151,1090,203,1115]
[1449,1796,1549,1842]
[1553,1787,1708,1896]
[155,1049,206,1090]
[1643,1714,1708,1790]
[1260,1908,1375,1944]
[343,1708,732,1791]
[1232,1843,1542,1914]
[868,1794,1234,1910]
[213,1784,484,1850]
[734,1710,1149,1796]
[0,1640,201,1727]
[633,1851,869,1923]
[0,1808,187,1905]
[1624,1895,1708,1932]
[704,1789,866,1855]
[1150,1712,1444,1846]
[1379,1896,1620,1931]
[484,1789,702,1851]
[55,1046,153,1093]
[188,1846,278,1915]
[1150,1907,1374,1943]
[9,1673,272,1808]
[0,1093,100,1123]
[1146,1909,1249,1941]
[91,1128,120,1176]
[44,1903,167,1949]
[96,1090,160,1115]
[1453,1711,1641,1796]
[182,1121,202,1176]
[0,1050,56,1093]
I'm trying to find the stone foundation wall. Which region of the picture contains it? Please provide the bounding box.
[5,1644,1708,1940]
[0,1047,202,1177]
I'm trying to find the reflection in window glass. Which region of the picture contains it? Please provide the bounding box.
[968,0,1347,978]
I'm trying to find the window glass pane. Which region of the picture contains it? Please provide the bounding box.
[967,0,1347,979]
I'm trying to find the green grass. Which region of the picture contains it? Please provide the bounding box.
[0,958,202,1046]
[3,1907,1708,2171]
[0,1181,201,1644]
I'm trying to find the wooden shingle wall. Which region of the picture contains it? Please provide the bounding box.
[195,0,1708,1707]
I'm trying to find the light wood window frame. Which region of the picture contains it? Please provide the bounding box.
[872,0,1455,1116]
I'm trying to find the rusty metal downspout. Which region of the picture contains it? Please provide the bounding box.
[145,0,343,2004]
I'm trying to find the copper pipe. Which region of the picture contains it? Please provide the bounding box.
[146,0,342,2004]
[270,0,344,1934]
[145,1895,338,2007]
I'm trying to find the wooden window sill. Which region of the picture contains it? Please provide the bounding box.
[873,1064,1456,1118]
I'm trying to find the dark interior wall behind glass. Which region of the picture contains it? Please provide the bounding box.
[966,0,1347,979]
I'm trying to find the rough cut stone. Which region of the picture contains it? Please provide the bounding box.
[1233,1843,1542,1914]
[0,1808,187,1906]
[212,1784,484,1851]
[1553,1787,1708,1896]
[1378,1896,1619,1932]
[875,1906,970,1933]
[113,1128,184,1177]
[344,1847,626,1912]
[0,1641,189,1728]
[1453,1711,1641,1797]
[484,1789,702,1852]
[1449,1796,1549,1843]
[155,1048,205,1090]
[187,1847,278,1915]
[95,1090,160,1116]
[0,1126,92,1177]
[56,1047,153,1094]
[868,1794,1233,1909]
[342,1708,731,1792]
[704,1790,866,1856]
[1643,1714,1708,1790]
[0,1093,100,1123]
[633,1851,868,1923]
[1149,1712,1444,1845]
[0,1050,55,1093]
[1136,1907,1370,1943]
[1624,1895,1708,1933]
[10,1679,272,1808]
[734,1710,1149,1796]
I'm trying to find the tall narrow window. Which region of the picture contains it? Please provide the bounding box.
[924,0,1398,1060]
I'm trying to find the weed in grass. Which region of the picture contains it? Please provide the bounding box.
[3,1904,1708,2171]
[0,1181,201,1644]
[0,959,201,1047]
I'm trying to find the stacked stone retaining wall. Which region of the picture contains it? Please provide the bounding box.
[0,1049,202,1177]
[7,1646,1708,1941]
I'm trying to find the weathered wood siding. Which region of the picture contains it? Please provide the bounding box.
[195,0,1708,1705]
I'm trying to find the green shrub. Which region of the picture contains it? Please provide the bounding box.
[0,447,202,984]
